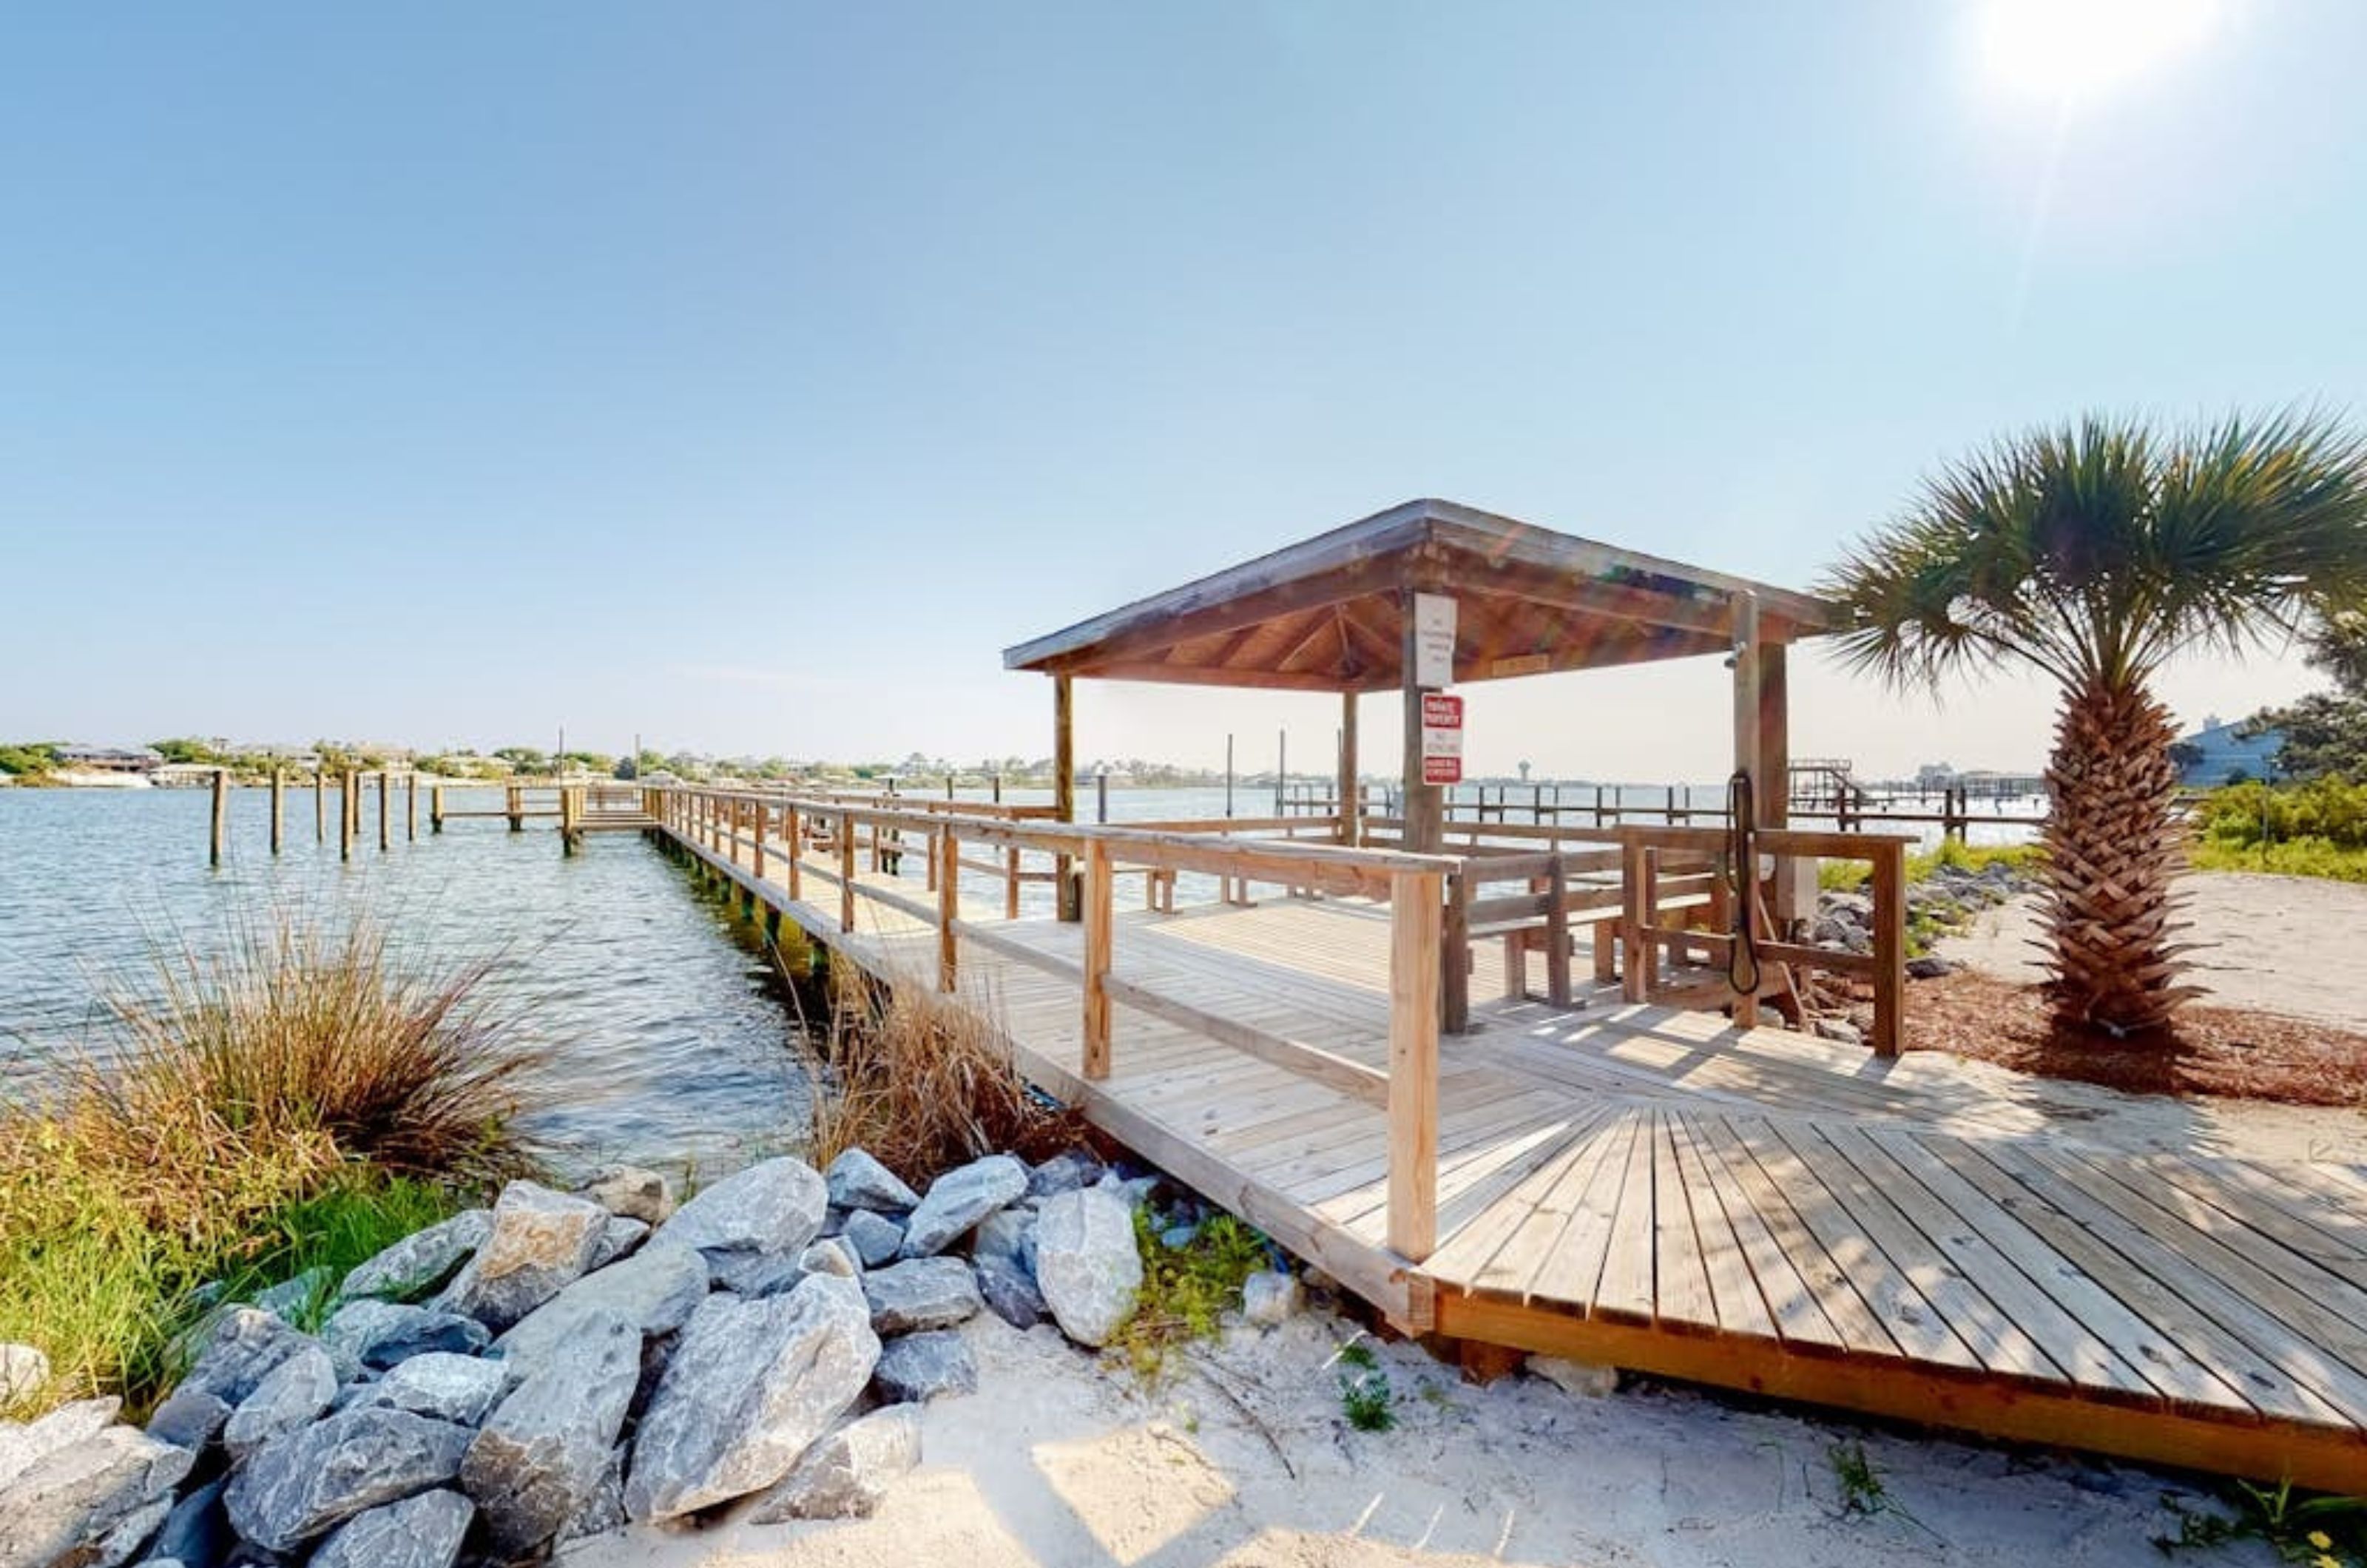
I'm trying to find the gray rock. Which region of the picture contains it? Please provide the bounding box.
[346,1353,508,1427]
[249,1266,333,1325]
[433,1182,609,1332]
[144,1388,233,1453]
[1158,1223,1199,1251]
[969,1209,1036,1273]
[15,1444,183,1566]
[0,1417,191,1568]
[588,1215,650,1271]
[493,1243,706,1376]
[899,1156,1028,1258]
[1907,955,1954,980]
[860,1257,982,1335]
[799,1237,861,1278]
[172,1308,315,1408]
[871,1329,976,1403]
[624,1275,879,1522]
[339,1211,491,1304]
[224,1408,471,1552]
[744,1406,921,1523]
[1813,1016,1865,1047]
[1026,1149,1104,1199]
[0,1343,47,1406]
[1240,1270,1302,1327]
[973,1257,1046,1330]
[321,1300,489,1380]
[1034,1185,1142,1348]
[706,1249,808,1297]
[554,1448,626,1546]
[223,1344,338,1463]
[578,1165,677,1226]
[0,1397,120,1488]
[840,1210,904,1268]
[142,1476,229,1568]
[662,1157,828,1259]
[823,1149,920,1214]
[308,1488,473,1568]
[461,1309,641,1553]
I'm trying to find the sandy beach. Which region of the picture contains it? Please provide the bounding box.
[561,1309,2231,1568]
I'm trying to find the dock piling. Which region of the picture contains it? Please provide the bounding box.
[269,767,284,855]
[209,768,229,867]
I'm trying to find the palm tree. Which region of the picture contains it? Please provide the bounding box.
[1822,411,2367,1037]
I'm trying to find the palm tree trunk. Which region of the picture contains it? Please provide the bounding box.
[2039,676,2195,1035]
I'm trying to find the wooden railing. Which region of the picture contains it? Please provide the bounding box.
[648,783,1456,1260]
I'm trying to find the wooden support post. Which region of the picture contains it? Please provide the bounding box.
[430,783,445,833]
[269,768,284,855]
[1339,690,1360,847]
[839,812,857,933]
[377,771,391,852]
[753,800,767,879]
[315,770,327,842]
[1387,868,1442,1261]
[406,773,417,842]
[1871,839,1905,1056]
[209,768,229,866]
[1544,854,1573,1007]
[340,772,354,861]
[1440,868,1471,1034]
[786,805,803,900]
[1005,846,1022,919]
[937,830,959,993]
[507,784,523,833]
[1399,588,1443,854]
[1053,674,1078,920]
[1730,592,1762,1027]
[1081,839,1112,1078]
[1095,769,1109,825]
[1620,837,1649,1002]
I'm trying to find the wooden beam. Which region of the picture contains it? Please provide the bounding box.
[1081,839,1112,1078]
[209,768,229,867]
[1388,868,1442,1260]
[1054,674,1077,920]
[937,828,959,993]
[1399,587,1442,854]
[1339,690,1361,848]
[268,768,284,855]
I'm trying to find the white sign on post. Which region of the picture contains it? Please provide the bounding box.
[1413,593,1456,689]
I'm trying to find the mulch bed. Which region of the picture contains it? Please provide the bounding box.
[1893,970,2367,1109]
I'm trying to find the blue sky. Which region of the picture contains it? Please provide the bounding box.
[4,1,2361,780]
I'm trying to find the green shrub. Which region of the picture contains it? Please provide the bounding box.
[2201,777,2367,851]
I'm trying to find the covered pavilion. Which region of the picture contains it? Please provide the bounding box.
[1003,496,1841,854]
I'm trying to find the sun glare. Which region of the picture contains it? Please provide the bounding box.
[1979,0,2223,103]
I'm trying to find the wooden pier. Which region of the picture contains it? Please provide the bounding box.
[628,781,2367,1492]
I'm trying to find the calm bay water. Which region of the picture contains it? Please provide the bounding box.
[0,785,809,1181]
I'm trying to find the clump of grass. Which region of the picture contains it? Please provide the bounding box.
[806,967,1080,1190]
[1825,1440,1938,1540]
[0,911,543,1416]
[1820,839,2047,893]
[1112,1209,1269,1380]
[1334,1339,1395,1432]
[2158,1477,2366,1564]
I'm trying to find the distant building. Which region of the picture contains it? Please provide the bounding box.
[54,744,163,775]
[2175,715,2282,787]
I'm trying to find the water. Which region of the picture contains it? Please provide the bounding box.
[0,785,809,1180]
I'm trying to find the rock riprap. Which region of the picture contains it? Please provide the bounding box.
[321,1300,488,1379]
[873,1330,977,1403]
[899,1155,1028,1257]
[860,1257,983,1336]
[1034,1183,1143,1347]
[346,1353,508,1427]
[0,1413,193,1568]
[340,1209,491,1302]
[462,1309,642,1552]
[221,1343,337,1461]
[663,1157,830,1289]
[746,1406,922,1523]
[308,1487,475,1568]
[435,1182,610,1332]
[625,1274,879,1522]
[223,1407,472,1552]
[493,1242,706,1375]
[823,1148,920,1214]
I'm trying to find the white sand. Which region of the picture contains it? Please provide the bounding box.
[561,1312,2237,1568]
[1938,871,2367,1029]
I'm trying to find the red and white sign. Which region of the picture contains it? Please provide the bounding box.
[1419,692,1464,785]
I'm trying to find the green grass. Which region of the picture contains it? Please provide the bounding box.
[0,910,539,1417]
[1334,1339,1396,1431]
[2192,835,2367,883]
[1818,839,2046,893]
[2157,1477,2367,1564]
[1114,1209,1270,1380]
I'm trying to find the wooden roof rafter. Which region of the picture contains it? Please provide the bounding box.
[1005,498,1837,693]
